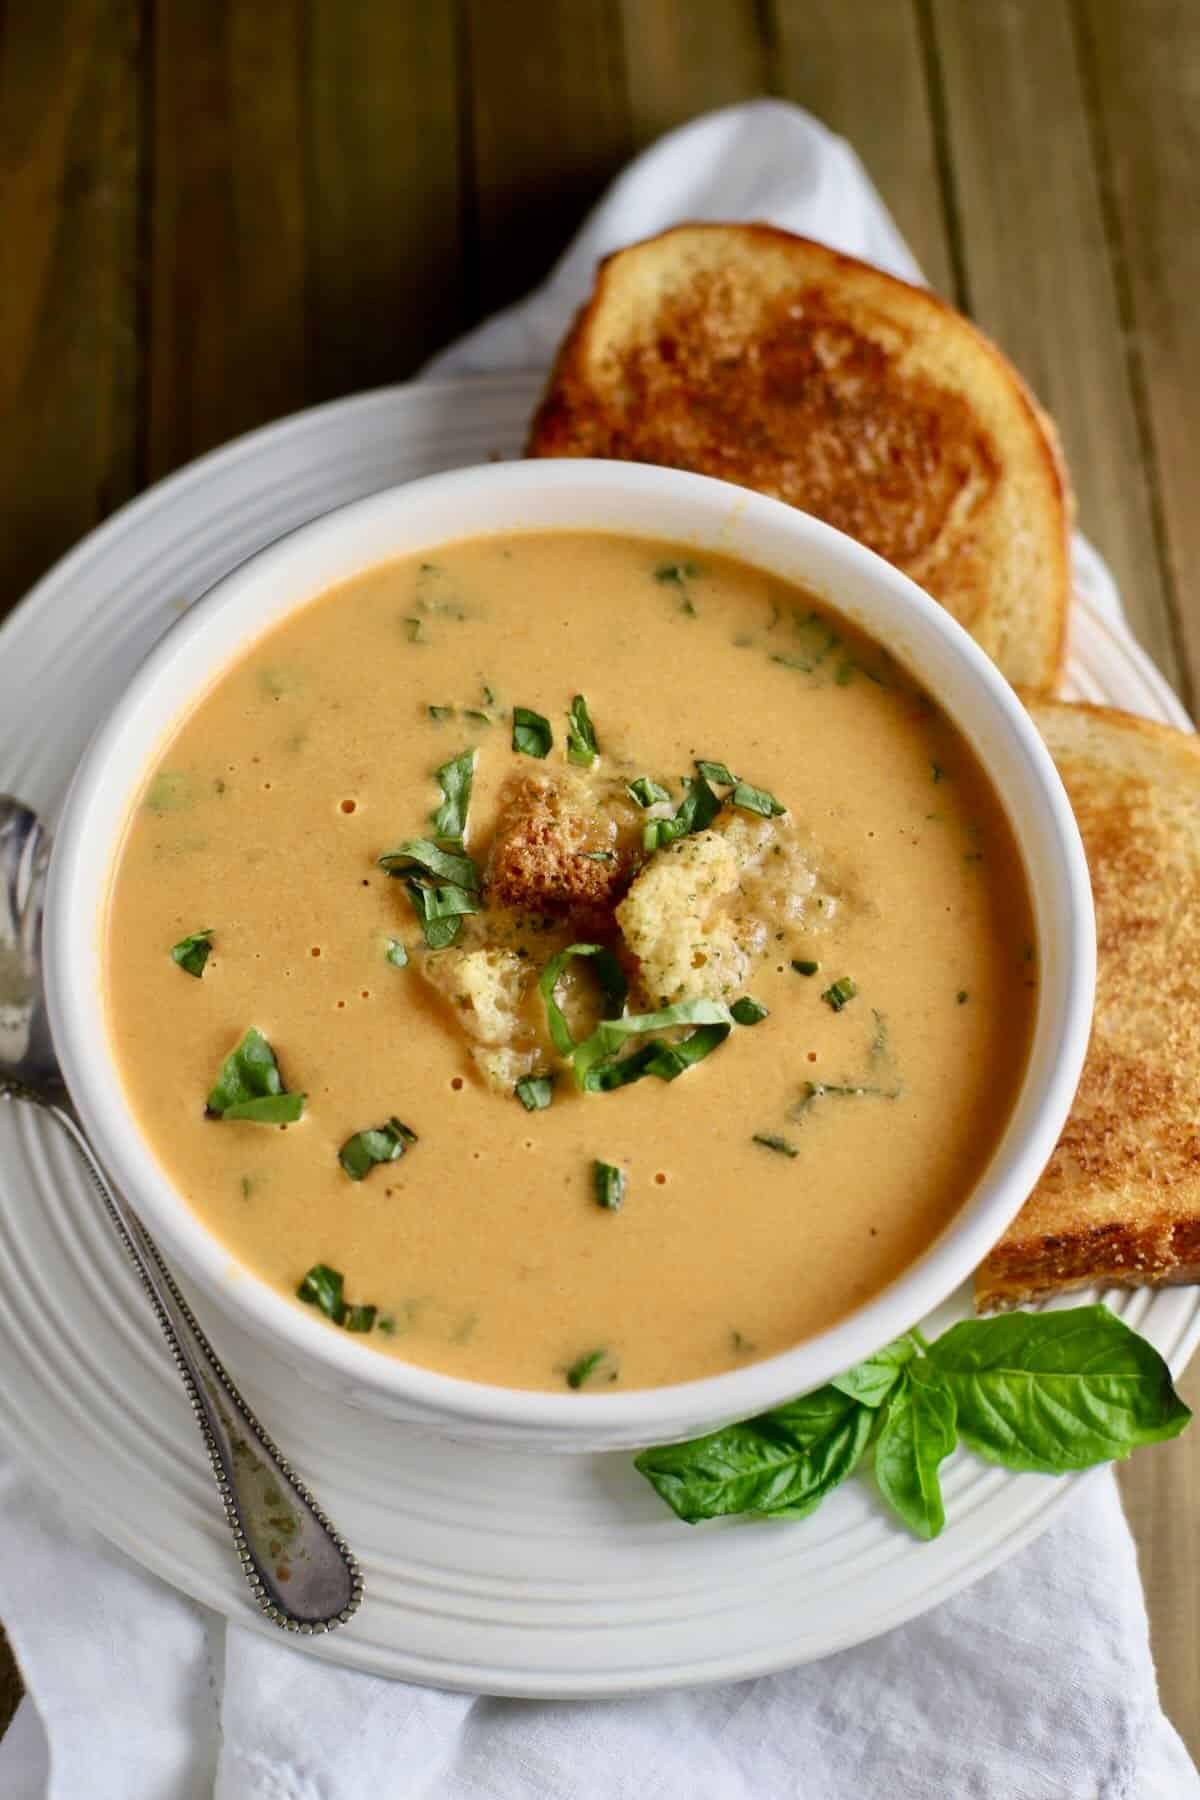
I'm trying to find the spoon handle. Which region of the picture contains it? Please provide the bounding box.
[35,1092,363,1633]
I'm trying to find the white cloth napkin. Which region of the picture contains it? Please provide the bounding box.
[0,98,1195,1800]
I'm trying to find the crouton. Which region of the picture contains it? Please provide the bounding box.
[418,945,541,1092]
[486,771,637,919]
[617,830,763,1006]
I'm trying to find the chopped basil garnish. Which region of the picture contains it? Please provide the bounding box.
[655,560,700,586]
[731,996,768,1026]
[957,989,969,1005]
[931,762,945,783]
[731,780,786,818]
[171,928,212,978]
[428,705,453,721]
[822,976,858,1011]
[582,849,615,862]
[792,959,819,976]
[430,748,476,842]
[696,759,736,788]
[296,1263,344,1320]
[385,939,410,969]
[643,768,721,851]
[512,706,553,758]
[593,1161,625,1211]
[752,1133,798,1157]
[404,616,426,643]
[538,943,628,1057]
[403,880,481,950]
[515,1073,555,1111]
[207,1028,304,1123]
[566,695,598,768]
[297,1263,378,1332]
[343,1304,378,1333]
[378,837,481,891]
[567,1348,608,1389]
[338,1116,417,1181]
[627,776,671,808]
[463,709,493,725]
[572,998,732,1092]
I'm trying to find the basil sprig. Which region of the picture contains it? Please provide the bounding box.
[207,1028,305,1123]
[566,695,598,768]
[171,928,213,978]
[338,1116,417,1181]
[512,706,553,758]
[634,1305,1191,1539]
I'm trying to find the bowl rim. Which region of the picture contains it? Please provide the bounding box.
[44,458,1096,1443]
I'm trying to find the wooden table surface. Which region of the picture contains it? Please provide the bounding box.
[2,0,1198,1764]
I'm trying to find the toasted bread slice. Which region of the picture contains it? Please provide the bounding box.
[976,702,1200,1310]
[528,224,1071,691]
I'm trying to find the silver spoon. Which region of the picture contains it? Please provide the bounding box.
[0,795,362,1634]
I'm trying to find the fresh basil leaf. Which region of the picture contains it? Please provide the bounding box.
[385,939,409,969]
[297,1263,344,1321]
[572,997,732,1092]
[338,1116,417,1181]
[343,1304,378,1333]
[428,704,453,721]
[637,1022,730,1081]
[627,776,671,808]
[634,1385,873,1523]
[512,706,553,758]
[537,943,628,1058]
[222,1093,305,1124]
[404,878,481,950]
[378,837,480,891]
[822,976,858,1011]
[927,1304,1192,1473]
[791,959,820,976]
[730,996,768,1026]
[297,1264,378,1332]
[731,780,786,818]
[873,1362,957,1539]
[170,928,213,978]
[515,1073,554,1111]
[654,560,700,586]
[831,1332,921,1407]
[593,1160,625,1210]
[566,1348,609,1389]
[642,769,721,851]
[696,759,736,788]
[566,695,598,767]
[430,748,476,841]
[752,1132,797,1158]
[207,1028,305,1123]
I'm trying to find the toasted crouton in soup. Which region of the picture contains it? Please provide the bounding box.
[486,769,638,922]
[528,223,1072,692]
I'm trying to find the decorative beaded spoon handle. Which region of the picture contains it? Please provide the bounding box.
[0,796,361,1633]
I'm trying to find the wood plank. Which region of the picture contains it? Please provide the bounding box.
[1075,0,1198,707]
[619,0,768,144]
[1116,1357,1200,1765]
[929,0,1180,687]
[0,0,142,620]
[147,0,307,478]
[766,0,957,298]
[463,0,632,320]
[305,1,464,394]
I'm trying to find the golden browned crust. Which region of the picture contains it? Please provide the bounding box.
[485,772,634,918]
[528,223,1071,692]
[976,701,1200,1310]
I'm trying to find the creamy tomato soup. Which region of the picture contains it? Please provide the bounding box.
[104,533,1036,1391]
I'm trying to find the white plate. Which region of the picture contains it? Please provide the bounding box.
[0,372,1196,1695]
